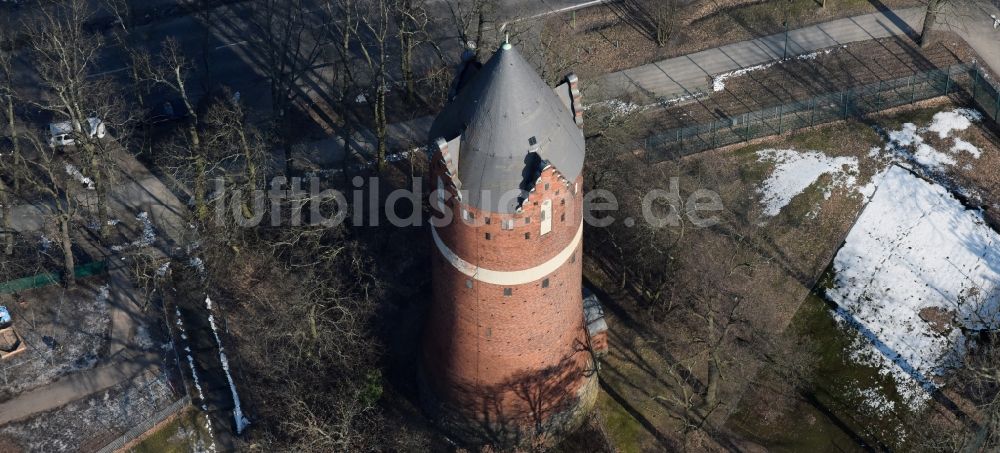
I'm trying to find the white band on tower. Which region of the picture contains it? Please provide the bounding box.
[432,223,582,285]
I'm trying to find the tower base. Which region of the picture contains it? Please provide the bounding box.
[418,361,599,450]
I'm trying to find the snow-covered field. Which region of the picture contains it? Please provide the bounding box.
[827,166,1000,406]
[752,107,997,409]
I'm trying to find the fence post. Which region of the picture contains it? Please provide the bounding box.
[944,67,952,95]
[972,64,980,102]
[909,73,916,104]
[842,90,850,119]
[778,105,783,134]
[994,86,1000,121]
[875,79,883,112]
[810,97,816,126]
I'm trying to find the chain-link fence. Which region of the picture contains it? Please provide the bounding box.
[643,63,1000,160]
[96,396,192,453]
[0,260,107,295]
[968,63,1000,123]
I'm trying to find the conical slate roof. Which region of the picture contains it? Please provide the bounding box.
[429,43,585,214]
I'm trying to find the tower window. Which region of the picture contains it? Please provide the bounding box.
[485,232,491,240]
[503,288,512,296]
[502,219,514,230]
[561,213,566,222]
[484,216,491,225]
[561,199,565,206]
[525,232,531,240]
[437,177,445,211]
[542,278,550,288]
[544,183,549,190]
[525,217,530,224]
[466,279,473,288]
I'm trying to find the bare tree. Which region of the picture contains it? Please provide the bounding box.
[647,0,678,48]
[27,1,128,237]
[0,31,18,256]
[918,0,982,49]
[614,0,679,48]
[103,0,151,115]
[920,0,948,48]
[143,38,210,220]
[201,92,269,228]
[7,137,85,286]
[336,0,394,172]
[395,0,435,104]
[245,0,325,176]
[444,0,498,60]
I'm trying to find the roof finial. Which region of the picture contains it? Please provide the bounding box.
[502,33,511,50]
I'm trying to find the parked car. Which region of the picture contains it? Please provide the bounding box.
[0,306,11,329]
[48,117,106,147]
[143,99,188,126]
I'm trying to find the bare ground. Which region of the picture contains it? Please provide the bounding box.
[0,278,111,402]
[584,101,1000,450]
[0,369,175,453]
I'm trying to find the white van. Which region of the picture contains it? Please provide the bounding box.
[48,117,106,147]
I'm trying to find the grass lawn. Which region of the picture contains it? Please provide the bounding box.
[128,407,213,453]
[596,390,651,453]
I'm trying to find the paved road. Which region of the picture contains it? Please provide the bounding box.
[0,352,160,426]
[597,4,1000,101]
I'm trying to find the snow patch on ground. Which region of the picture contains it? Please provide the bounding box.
[856,386,897,417]
[175,307,218,452]
[189,257,205,275]
[951,138,982,158]
[927,108,982,139]
[64,163,95,190]
[38,234,52,251]
[713,62,776,92]
[712,47,840,92]
[827,166,1000,408]
[111,212,157,252]
[156,261,172,277]
[882,109,984,170]
[755,149,860,216]
[204,296,251,434]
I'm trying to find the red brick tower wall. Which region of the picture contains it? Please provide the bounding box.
[422,159,596,445]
